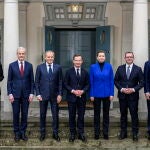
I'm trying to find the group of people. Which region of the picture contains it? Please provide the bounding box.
[4,47,150,143]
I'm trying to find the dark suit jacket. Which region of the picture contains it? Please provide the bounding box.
[7,60,34,98]
[35,63,63,100]
[0,62,4,81]
[64,67,89,102]
[144,61,150,93]
[114,64,144,100]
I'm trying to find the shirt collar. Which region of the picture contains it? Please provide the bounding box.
[46,62,53,67]
[18,60,24,64]
[74,67,81,70]
[126,63,133,68]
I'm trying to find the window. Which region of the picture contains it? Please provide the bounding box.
[54,7,65,19]
[85,7,96,19]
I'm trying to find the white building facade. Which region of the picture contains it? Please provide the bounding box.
[0,0,149,120]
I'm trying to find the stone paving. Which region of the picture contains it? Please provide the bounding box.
[1,102,150,149]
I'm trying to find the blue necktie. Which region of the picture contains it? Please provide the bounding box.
[126,66,130,79]
[49,64,52,75]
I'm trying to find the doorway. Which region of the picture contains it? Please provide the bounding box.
[55,29,96,73]
[45,26,112,106]
[45,26,112,68]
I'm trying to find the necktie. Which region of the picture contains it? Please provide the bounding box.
[20,62,24,76]
[126,65,130,79]
[76,69,80,78]
[48,64,53,75]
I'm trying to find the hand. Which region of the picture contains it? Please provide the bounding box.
[121,88,134,94]
[9,94,14,103]
[121,88,128,94]
[28,95,34,103]
[72,90,80,97]
[145,93,150,100]
[76,90,84,97]
[57,95,62,104]
[126,88,135,94]
[90,97,94,102]
[37,95,42,101]
[109,96,114,101]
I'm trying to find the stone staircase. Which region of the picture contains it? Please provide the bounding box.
[0,119,150,150]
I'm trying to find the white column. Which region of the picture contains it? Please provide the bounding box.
[19,3,28,49]
[132,0,148,66]
[132,0,148,116]
[121,3,133,64]
[2,0,19,114]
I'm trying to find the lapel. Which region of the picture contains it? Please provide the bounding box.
[23,61,28,76]
[15,61,21,76]
[95,63,101,74]
[43,63,49,76]
[96,62,105,73]
[72,67,79,81]
[129,64,135,80]
[122,64,127,80]
[53,64,57,73]
[73,67,77,77]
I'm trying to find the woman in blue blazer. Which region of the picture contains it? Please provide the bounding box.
[90,50,114,140]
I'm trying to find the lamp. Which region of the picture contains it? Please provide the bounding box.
[67,4,83,20]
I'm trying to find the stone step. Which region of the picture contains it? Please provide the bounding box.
[0,126,148,138]
[0,138,150,150]
[0,121,149,149]
[0,127,150,149]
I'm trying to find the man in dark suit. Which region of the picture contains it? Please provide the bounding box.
[0,62,4,81]
[7,47,34,142]
[144,60,150,140]
[35,50,63,142]
[114,52,143,141]
[64,54,89,142]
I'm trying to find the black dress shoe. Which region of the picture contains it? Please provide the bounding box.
[69,134,75,142]
[94,134,99,140]
[103,134,109,140]
[39,134,45,141]
[118,132,127,140]
[21,133,28,141]
[133,134,138,141]
[53,134,60,142]
[78,134,87,142]
[14,133,20,142]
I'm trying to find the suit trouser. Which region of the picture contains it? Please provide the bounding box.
[12,98,29,135]
[93,97,110,136]
[40,99,59,135]
[68,97,86,135]
[147,100,150,132]
[119,97,139,134]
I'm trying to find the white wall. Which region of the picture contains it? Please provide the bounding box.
[105,2,123,103]
[105,2,122,71]
[26,2,45,73]
[0,2,3,19]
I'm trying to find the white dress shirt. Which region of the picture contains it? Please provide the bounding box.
[18,60,25,70]
[46,62,53,73]
[126,63,133,74]
[74,67,81,76]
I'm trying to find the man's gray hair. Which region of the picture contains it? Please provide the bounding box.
[17,47,26,53]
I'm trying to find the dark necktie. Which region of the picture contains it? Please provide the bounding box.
[76,69,80,78]
[126,65,130,79]
[20,62,24,76]
[49,64,53,75]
